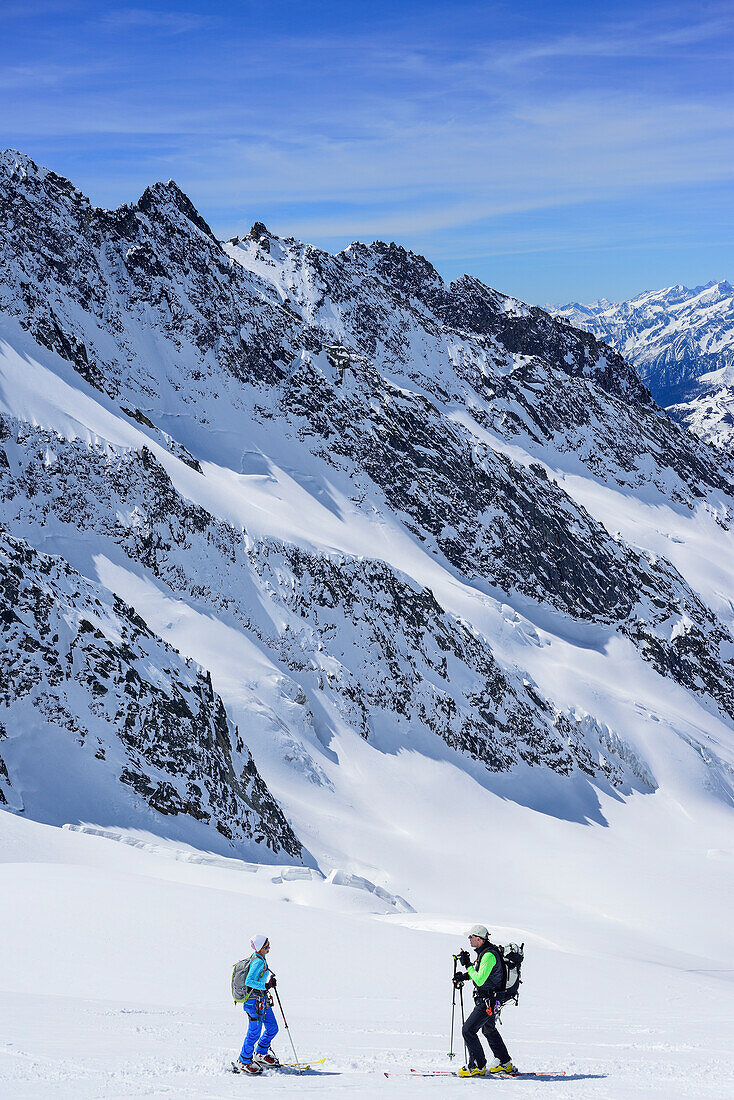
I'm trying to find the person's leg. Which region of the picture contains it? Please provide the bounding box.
[461,1003,489,1069]
[255,1003,279,1054]
[481,1001,511,1064]
[239,999,264,1064]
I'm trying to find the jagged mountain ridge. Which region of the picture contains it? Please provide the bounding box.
[554,281,734,450]
[1,149,734,856]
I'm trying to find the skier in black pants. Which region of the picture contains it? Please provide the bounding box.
[453,924,516,1078]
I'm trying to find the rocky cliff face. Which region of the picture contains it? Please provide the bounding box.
[554,282,734,451]
[0,525,301,858]
[1,149,733,846]
[0,411,658,789]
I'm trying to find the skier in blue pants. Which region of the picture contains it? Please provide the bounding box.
[236,935,279,1075]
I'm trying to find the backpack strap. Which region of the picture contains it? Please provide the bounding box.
[487,943,507,988]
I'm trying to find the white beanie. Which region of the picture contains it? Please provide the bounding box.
[250,934,268,953]
[467,924,489,940]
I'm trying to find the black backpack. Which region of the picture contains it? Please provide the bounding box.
[489,942,525,1005]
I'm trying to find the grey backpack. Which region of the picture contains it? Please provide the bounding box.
[231,953,255,1004]
[495,942,525,1005]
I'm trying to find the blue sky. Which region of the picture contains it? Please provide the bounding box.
[2,0,733,303]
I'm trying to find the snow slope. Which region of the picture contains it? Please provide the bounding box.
[1,806,733,1098]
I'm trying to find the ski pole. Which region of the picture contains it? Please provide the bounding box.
[272,986,303,1073]
[449,955,458,1059]
[459,981,468,1063]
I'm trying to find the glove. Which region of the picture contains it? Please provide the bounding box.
[266,975,277,989]
[458,950,471,967]
[453,972,467,985]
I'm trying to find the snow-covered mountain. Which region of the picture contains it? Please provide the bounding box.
[555,281,734,449]
[1,148,734,854]
[2,149,734,1096]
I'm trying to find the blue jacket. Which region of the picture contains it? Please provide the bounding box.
[245,952,270,992]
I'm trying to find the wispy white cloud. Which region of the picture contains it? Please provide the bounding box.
[0,1,80,20]
[8,79,734,242]
[486,12,734,67]
[0,60,112,90]
[99,7,212,35]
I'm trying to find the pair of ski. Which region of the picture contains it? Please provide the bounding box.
[231,1057,325,1076]
[384,1068,566,1080]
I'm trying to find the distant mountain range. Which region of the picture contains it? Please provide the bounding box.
[554,281,734,449]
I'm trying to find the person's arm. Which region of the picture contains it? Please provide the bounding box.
[467,951,497,987]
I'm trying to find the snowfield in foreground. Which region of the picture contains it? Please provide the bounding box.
[2,801,733,1099]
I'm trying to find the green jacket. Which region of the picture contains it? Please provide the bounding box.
[467,943,503,996]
